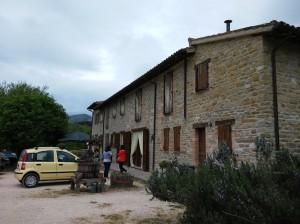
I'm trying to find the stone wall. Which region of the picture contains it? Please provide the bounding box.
[91,34,300,170]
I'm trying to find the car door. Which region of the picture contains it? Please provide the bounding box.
[56,150,78,180]
[34,150,57,180]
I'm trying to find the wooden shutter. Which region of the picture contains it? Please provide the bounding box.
[198,128,206,163]
[116,133,120,151]
[164,73,173,114]
[142,129,149,171]
[163,128,170,151]
[218,123,232,150]
[135,89,142,121]
[195,59,210,91]
[173,126,181,152]
[124,131,131,166]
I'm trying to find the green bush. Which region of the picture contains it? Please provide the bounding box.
[57,142,86,151]
[148,138,300,224]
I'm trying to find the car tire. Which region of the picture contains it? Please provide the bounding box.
[22,173,39,188]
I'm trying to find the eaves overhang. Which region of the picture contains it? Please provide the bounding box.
[96,48,194,109]
[87,101,103,110]
[189,20,300,46]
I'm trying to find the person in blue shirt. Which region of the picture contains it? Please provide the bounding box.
[103,146,112,178]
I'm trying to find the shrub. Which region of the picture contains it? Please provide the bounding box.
[148,137,300,224]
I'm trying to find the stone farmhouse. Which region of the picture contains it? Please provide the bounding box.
[88,20,300,172]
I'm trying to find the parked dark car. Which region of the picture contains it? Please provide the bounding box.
[0,153,9,171]
[0,150,18,165]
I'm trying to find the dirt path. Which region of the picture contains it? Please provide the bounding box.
[0,172,184,224]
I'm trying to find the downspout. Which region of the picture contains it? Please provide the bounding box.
[102,109,105,155]
[184,57,187,119]
[271,38,289,150]
[88,109,93,139]
[150,81,157,170]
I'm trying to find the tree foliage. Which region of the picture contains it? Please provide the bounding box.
[0,82,68,154]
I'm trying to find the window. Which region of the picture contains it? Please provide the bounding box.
[112,103,117,118]
[135,89,142,121]
[95,111,100,124]
[164,72,173,114]
[120,98,125,115]
[216,119,235,150]
[100,110,103,122]
[105,107,110,129]
[195,58,211,91]
[173,126,181,152]
[163,128,170,151]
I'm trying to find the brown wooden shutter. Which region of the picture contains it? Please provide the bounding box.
[218,124,232,150]
[198,128,206,163]
[124,131,131,166]
[174,126,181,152]
[199,64,208,90]
[164,73,173,114]
[163,128,169,151]
[116,133,120,151]
[142,129,149,171]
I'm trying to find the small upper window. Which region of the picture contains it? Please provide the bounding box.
[100,110,103,123]
[112,103,117,119]
[164,72,173,114]
[105,107,110,129]
[195,59,211,91]
[135,89,142,121]
[95,111,100,124]
[120,98,125,116]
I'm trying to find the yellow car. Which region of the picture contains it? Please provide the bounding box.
[15,147,78,188]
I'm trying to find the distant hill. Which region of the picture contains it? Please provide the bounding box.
[68,114,92,124]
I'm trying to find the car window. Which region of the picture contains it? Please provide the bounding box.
[37,151,54,162]
[26,151,54,162]
[57,151,76,162]
[26,153,36,162]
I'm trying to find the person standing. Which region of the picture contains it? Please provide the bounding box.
[103,146,112,178]
[117,145,127,173]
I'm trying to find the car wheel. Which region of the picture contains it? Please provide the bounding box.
[22,173,39,188]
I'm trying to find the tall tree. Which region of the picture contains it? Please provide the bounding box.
[0,82,68,154]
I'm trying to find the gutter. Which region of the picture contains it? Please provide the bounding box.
[184,57,187,118]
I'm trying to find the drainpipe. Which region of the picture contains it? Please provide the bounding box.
[271,38,289,150]
[150,81,157,170]
[184,57,187,118]
[102,109,105,155]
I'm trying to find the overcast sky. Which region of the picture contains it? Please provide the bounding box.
[1,0,299,115]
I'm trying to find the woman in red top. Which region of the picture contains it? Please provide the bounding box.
[117,145,127,173]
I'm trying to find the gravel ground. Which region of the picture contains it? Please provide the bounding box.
[0,172,184,224]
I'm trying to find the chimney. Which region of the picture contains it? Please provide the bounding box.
[224,20,232,32]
